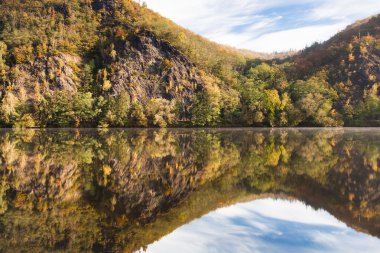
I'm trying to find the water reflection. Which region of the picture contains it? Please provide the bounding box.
[0,128,378,252]
[144,199,380,253]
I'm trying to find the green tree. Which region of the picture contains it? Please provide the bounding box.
[40,92,72,127]
[100,92,131,127]
[191,84,221,126]
[264,89,282,126]
[290,76,342,126]
[353,93,380,121]
[130,101,147,127]
[220,88,240,124]
[81,61,95,93]
[247,63,287,90]
[240,79,266,125]
[72,92,98,127]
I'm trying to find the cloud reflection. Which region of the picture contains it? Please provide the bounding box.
[142,199,380,253]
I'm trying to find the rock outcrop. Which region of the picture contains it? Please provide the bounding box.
[107,30,206,117]
[11,53,82,99]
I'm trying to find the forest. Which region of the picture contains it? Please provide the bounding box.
[0,0,379,128]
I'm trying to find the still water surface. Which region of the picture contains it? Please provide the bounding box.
[0,128,379,252]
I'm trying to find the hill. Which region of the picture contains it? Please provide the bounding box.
[0,0,378,127]
[289,15,380,125]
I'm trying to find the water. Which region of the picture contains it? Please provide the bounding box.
[0,128,379,252]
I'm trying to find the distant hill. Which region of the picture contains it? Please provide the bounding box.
[290,15,380,124]
[0,0,378,127]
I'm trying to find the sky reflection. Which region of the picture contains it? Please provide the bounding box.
[142,199,380,253]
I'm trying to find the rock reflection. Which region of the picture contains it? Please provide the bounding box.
[0,128,378,252]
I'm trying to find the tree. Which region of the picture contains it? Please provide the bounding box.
[289,73,342,126]
[240,79,266,125]
[0,91,20,125]
[354,93,380,121]
[146,98,176,127]
[264,89,281,126]
[0,42,7,62]
[191,83,221,126]
[100,91,131,127]
[98,69,112,92]
[0,42,9,86]
[220,88,240,124]
[13,114,36,128]
[290,76,342,126]
[72,92,98,127]
[363,93,380,119]
[130,101,147,127]
[289,74,337,102]
[41,92,73,127]
[247,63,287,90]
[81,61,95,93]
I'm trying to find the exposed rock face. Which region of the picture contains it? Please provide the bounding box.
[108,30,205,117]
[9,31,205,119]
[12,53,81,98]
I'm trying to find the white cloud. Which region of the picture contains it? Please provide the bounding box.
[236,23,347,52]
[142,0,380,52]
[310,0,380,21]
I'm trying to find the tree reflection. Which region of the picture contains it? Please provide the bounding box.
[0,129,379,252]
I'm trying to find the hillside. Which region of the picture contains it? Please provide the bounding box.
[0,0,378,127]
[289,15,380,125]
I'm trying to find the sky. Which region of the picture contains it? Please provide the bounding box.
[141,199,380,253]
[142,0,380,52]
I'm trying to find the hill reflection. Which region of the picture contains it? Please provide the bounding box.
[0,128,379,252]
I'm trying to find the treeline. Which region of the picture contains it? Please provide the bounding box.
[2,61,377,128]
[0,0,379,128]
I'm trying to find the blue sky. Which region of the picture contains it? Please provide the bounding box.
[141,199,380,253]
[143,0,380,52]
